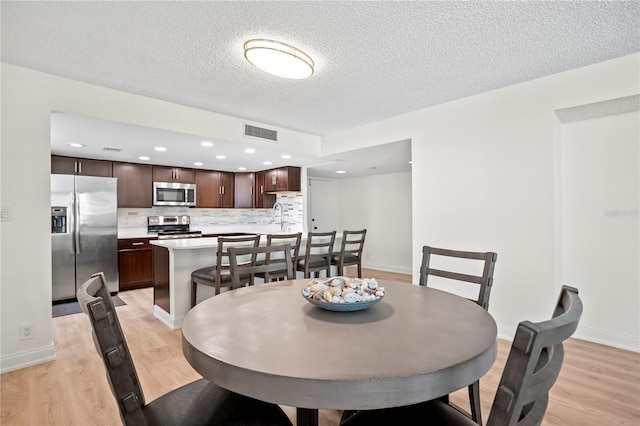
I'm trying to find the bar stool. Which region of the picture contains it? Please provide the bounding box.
[296,231,336,278]
[330,229,367,277]
[190,234,260,307]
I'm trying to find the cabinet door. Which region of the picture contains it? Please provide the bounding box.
[51,156,112,177]
[235,172,254,208]
[282,166,301,191]
[254,171,276,208]
[220,172,235,208]
[196,169,222,208]
[152,166,195,183]
[174,167,195,184]
[118,238,154,291]
[265,169,278,192]
[113,162,153,207]
[152,166,175,182]
[51,156,77,175]
[77,158,113,177]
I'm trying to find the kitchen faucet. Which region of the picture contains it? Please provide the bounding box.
[273,202,286,232]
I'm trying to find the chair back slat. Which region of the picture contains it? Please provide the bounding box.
[77,272,146,426]
[297,231,336,278]
[267,232,302,266]
[215,234,261,280]
[419,245,497,310]
[229,244,294,288]
[487,285,583,426]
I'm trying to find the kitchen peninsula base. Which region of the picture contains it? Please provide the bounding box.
[151,234,340,329]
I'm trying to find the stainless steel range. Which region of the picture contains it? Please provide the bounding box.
[148,215,202,239]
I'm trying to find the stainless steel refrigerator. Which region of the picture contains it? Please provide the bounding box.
[51,175,118,301]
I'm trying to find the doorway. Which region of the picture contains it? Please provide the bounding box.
[308,178,338,233]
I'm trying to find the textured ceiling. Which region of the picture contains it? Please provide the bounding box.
[2,1,639,176]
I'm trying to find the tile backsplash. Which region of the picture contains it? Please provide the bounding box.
[118,194,303,231]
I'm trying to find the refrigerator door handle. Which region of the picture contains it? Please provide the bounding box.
[74,191,81,254]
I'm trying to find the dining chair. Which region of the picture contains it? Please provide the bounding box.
[77,272,293,426]
[296,230,337,278]
[342,285,583,426]
[255,232,302,281]
[191,234,260,307]
[330,229,367,277]
[419,245,498,424]
[228,244,294,288]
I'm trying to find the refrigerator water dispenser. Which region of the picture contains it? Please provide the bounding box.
[51,207,67,234]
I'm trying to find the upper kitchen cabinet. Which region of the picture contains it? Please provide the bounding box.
[254,170,276,208]
[264,166,301,192]
[51,155,113,177]
[152,166,195,184]
[113,162,153,208]
[235,172,254,208]
[196,170,234,208]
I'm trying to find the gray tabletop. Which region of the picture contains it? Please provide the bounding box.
[182,279,497,411]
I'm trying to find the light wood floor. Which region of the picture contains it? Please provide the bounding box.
[1,268,638,425]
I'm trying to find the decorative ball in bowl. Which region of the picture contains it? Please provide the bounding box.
[301,277,385,312]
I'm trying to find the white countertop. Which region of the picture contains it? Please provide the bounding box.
[118,224,283,239]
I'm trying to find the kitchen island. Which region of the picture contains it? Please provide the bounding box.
[150,233,341,329]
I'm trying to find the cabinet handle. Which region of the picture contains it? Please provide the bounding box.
[261,184,264,194]
[250,186,253,195]
[221,186,225,195]
[78,162,82,174]
[132,242,144,246]
[74,161,78,174]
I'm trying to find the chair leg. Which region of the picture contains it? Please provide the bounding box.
[357,262,362,278]
[191,282,197,308]
[468,380,482,425]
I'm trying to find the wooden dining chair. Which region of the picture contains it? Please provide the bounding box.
[228,244,294,288]
[419,245,498,424]
[342,285,583,426]
[191,234,260,307]
[77,272,293,426]
[330,229,367,277]
[255,232,302,281]
[296,230,336,278]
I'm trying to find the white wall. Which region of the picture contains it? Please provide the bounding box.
[560,112,639,350]
[336,172,412,274]
[0,63,321,373]
[322,53,640,348]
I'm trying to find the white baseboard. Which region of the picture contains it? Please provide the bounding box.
[495,323,639,353]
[0,343,56,374]
[361,262,412,276]
[153,305,183,330]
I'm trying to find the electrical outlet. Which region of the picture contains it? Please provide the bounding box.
[20,323,33,340]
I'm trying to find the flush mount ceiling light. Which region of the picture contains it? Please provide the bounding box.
[244,39,314,79]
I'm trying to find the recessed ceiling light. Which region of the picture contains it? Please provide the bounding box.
[154,147,167,152]
[335,170,347,174]
[244,39,314,79]
[201,141,213,147]
[263,161,272,166]
[139,156,150,161]
[68,143,85,148]
[238,167,247,171]
[194,162,203,166]
[281,154,291,159]
[216,155,226,160]
[408,161,413,164]
[244,148,255,154]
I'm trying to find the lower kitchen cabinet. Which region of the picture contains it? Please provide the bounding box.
[118,238,154,290]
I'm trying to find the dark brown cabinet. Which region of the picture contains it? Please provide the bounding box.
[196,170,235,208]
[152,166,195,184]
[254,170,276,208]
[51,155,113,177]
[112,162,153,208]
[264,166,301,192]
[118,238,154,291]
[235,173,255,208]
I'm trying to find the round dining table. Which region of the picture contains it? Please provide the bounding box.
[181,279,497,426]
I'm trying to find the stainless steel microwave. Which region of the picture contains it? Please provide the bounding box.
[153,182,196,207]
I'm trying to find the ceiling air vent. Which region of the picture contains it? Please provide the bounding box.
[103,147,122,152]
[244,124,278,142]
